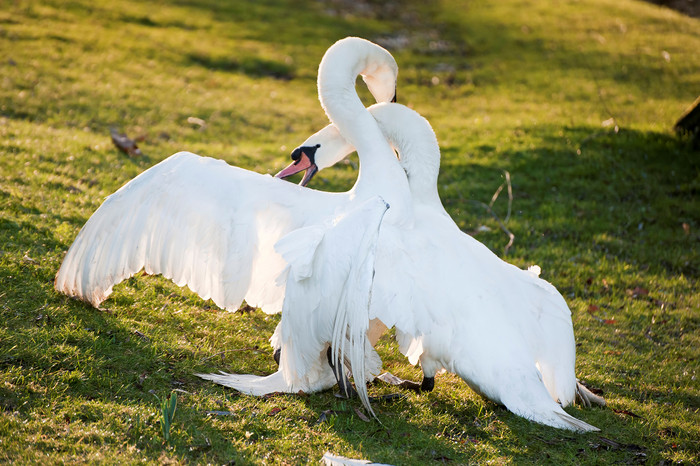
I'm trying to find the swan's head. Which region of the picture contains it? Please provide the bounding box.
[275,124,354,186]
[275,143,320,186]
[362,62,398,104]
[319,37,399,105]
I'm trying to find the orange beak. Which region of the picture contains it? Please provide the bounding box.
[275,147,319,186]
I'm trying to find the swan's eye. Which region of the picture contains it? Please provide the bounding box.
[315,144,321,148]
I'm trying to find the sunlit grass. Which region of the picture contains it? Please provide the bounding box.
[1,0,698,463]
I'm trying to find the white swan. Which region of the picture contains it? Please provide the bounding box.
[298,105,607,430]
[54,37,405,398]
[54,37,398,315]
[199,37,417,414]
[224,101,604,431]
[54,36,603,431]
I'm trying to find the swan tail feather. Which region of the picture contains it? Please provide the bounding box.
[554,410,600,432]
[507,401,600,432]
[275,196,388,407]
[468,361,600,432]
[195,370,290,396]
[331,197,390,419]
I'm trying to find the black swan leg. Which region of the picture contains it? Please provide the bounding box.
[273,348,281,366]
[420,375,435,392]
[326,346,357,398]
[376,372,435,393]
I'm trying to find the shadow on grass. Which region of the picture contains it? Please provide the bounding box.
[186,52,295,80]
[0,261,252,463]
[440,125,698,276]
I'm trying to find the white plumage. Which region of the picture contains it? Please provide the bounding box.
[55,153,340,313]
[55,37,402,398]
[203,46,604,429]
[55,37,604,432]
[54,37,399,317]
[268,101,605,430]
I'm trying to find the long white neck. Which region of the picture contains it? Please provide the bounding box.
[368,103,443,209]
[317,38,409,203]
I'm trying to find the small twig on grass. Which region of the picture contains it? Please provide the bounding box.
[488,170,513,224]
[450,170,516,255]
[505,171,512,223]
[489,184,504,209]
[469,198,515,256]
[445,177,516,255]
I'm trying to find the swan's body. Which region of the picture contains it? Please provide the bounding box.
[367,106,605,429]
[224,101,603,431]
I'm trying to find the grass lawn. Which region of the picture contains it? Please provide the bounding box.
[1,0,698,463]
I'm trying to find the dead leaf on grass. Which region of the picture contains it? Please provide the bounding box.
[132,330,150,342]
[612,408,644,419]
[626,286,649,298]
[267,407,284,416]
[587,305,616,324]
[354,406,370,422]
[591,436,646,458]
[237,304,257,313]
[315,409,336,425]
[110,128,143,157]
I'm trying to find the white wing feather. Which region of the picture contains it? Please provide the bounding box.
[367,209,594,430]
[277,196,389,413]
[55,151,342,313]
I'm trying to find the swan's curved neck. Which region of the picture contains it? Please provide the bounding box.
[317,39,407,196]
[370,103,443,208]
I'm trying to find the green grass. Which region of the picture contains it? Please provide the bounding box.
[1,0,698,463]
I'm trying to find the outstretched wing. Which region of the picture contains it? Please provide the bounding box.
[55,151,339,313]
